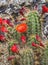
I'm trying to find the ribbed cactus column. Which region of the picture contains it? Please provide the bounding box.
[41,44,48,65]
[20,48,34,65]
[26,11,42,65]
[27,11,41,36]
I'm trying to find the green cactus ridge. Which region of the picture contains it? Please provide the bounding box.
[27,11,41,36]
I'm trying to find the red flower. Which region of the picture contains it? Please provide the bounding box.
[2,19,7,24]
[21,35,26,43]
[2,19,14,27]
[19,9,24,16]
[0,18,3,25]
[19,6,26,16]
[8,56,15,61]
[36,34,41,42]
[0,35,6,41]
[0,26,8,33]
[11,44,19,53]
[32,42,39,47]
[6,19,13,27]
[21,6,26,12]
[42,5,48,13]
[20,18,26,21]
[40,42,45,47]
[0,18,7,25]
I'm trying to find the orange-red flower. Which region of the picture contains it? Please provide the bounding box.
[16,23,28,33]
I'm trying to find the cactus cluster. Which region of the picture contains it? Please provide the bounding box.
[7,9,44,65]
[20,48,34,65]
